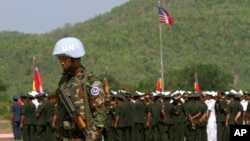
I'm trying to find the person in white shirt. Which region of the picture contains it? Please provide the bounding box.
[205,92,217,141]
[240,94,248,124]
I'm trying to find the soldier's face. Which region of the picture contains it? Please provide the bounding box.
[57,56,72,71]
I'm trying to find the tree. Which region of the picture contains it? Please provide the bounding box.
[165,63,233,91]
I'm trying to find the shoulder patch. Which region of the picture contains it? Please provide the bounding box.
[91,86,100,96]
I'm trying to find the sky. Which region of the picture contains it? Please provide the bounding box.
[0,0,129,34]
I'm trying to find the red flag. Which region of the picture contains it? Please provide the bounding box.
[158,6,174,25]
[194,73,200,93]
[103,67,109,94]
[32,56,43,93]
[156,75,162,92]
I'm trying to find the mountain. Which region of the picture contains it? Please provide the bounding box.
[0,0,249,97]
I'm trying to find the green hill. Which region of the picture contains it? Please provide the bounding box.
[0,0,249,99]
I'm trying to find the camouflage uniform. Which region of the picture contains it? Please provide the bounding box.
[56,67,106,141]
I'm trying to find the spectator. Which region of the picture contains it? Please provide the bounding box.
[10,95,22,140]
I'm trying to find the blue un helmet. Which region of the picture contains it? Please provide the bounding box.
[52,37,85,58]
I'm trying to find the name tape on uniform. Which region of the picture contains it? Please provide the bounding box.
[230,125,250,141]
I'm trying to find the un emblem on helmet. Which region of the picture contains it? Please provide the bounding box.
[91,86,100,96]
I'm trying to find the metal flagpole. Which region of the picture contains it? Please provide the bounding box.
[158,1,164,92]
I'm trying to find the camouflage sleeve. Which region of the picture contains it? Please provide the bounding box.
[89,80,106,128]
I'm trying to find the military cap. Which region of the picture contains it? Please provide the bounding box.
[117,89,127,95]
[144,93,151,98]
[153,92,162,97]
[243,91,250,95]
[182,92,189,97]
[161,91,171,98]
[110,90,117,96]
[27,94,35,98]
[35,93,45,99]
[206,91,214,97]
[172,93,181,99]
[189,93,200,98]
[115,93,125,99]
[12,95,18,100]
[163,94,172,99]
[228,92,236,96]
[234,94,241,99]
[132,92,140,97]
[215,91,224,96]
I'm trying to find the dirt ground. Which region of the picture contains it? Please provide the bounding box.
[0,119,13,141]
[0,119,11,132]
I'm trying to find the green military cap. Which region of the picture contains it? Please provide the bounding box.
[114,93,125,99]
[163,94,172,99]
[27,94,35,98]
[172,93,181,99]
[234,94,241,99]
[35,93,45,99]
[243,91,250,95]
[189,93,201,98]
[182,92,189,97]
[132,91,140,98]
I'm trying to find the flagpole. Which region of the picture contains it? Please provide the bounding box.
[158,1,164,92]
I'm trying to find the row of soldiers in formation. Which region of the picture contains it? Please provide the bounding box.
[17,92,58,141]
[17,89,250,141]
[103,89,250,141]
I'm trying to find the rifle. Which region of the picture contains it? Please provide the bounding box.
[56,88,89,137]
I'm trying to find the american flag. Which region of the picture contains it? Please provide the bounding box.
[158,6,174,25]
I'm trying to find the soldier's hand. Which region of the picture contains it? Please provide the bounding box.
[146,121,150,128]
[191,123,196,129]
[246,120,250,125]
[52,123,56,129]
[188,116,194,121]
[19,123,23,129]
[234,118,238,124]
[225,121,228,128]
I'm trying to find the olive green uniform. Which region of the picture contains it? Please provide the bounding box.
[114,100,134,141]
[21,100,37,141]
[133,99,146,141]
[215,98,228,141]
[144,101,153,141]
[148,99,165,141]
[103,100,115,141]
[198,100,208,141]
[172,101,185,141]
[163,98,175,141]
[36,101,47,141]
[186,100,201,141]
[44,99,58,141]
